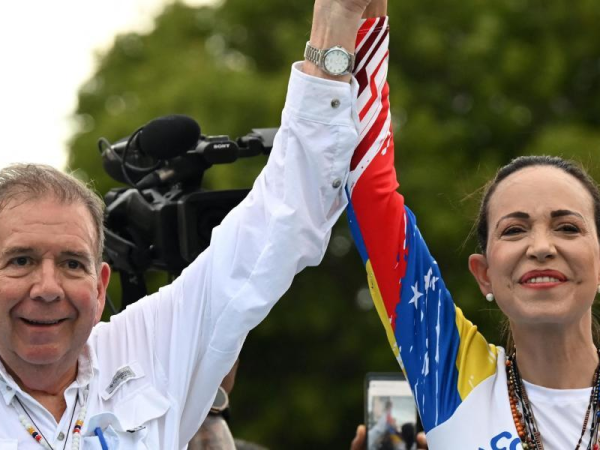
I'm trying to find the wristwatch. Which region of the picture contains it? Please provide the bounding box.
[304,42,355,76]
[209,386,230,419]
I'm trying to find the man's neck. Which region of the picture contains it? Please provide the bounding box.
[23,386,71,423]
[2,357,78,422]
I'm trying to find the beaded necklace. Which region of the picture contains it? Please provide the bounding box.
[14,389,87,450]
[506,350,600,450]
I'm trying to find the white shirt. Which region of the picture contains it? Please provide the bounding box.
[525,380,592,450]
[424,348,594,450]
[0,62,359,449]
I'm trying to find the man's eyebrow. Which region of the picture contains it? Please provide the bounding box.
[59,251,94,263]
[0,247,36,258]
[0,248,94,263]
[495,211,529,230]
[551,209,584,220]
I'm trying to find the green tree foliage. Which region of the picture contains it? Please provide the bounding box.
[67,0,600,447]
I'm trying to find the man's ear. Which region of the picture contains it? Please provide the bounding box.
[95,262,111,323]
[468,253,492,297]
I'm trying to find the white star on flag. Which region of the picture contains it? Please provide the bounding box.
[424,268,432,293]
[430,276,438,291]
[424,267,439,292]
[409,282,423,309]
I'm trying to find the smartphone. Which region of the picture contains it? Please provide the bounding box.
[365,372,419,450]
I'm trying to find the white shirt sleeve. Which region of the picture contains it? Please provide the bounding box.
[93,63,359,446]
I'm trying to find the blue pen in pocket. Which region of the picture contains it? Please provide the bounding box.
[94,427,109,450]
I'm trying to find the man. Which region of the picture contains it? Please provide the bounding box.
[0,0,374,447]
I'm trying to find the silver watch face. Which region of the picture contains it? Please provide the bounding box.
[323,48,351,75]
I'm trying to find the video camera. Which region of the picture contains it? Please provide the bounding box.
[98,115,276,307]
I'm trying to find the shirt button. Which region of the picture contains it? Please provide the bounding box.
[332,178,342,189]
[331,99,341,109]
[6,386,11,391]
[58,432,65,441]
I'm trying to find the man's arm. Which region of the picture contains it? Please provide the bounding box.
[93,1,376,447]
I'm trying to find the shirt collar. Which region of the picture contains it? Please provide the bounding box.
[0,342,98,406]
[0,359,19,405]
[76,342,99,387]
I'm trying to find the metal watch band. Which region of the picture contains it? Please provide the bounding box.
[304,42,355,76]
[304,42,323,67]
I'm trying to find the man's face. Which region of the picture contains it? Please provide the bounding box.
[0,196,110,376]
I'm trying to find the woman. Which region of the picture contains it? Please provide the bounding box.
[347,1,600,449]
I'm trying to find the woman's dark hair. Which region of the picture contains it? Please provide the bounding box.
[474,155,600,350]
[475,155,600,253]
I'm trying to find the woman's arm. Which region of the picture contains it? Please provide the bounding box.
[347,9,498,434]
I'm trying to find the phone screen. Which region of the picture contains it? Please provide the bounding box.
[365,373,418,450]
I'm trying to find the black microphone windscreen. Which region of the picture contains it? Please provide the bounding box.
[139,115,201,160]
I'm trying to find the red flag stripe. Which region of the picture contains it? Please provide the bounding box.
[359,49,389,121]
[355,27,389,97]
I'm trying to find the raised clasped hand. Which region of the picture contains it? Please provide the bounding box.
[314,0,374,18]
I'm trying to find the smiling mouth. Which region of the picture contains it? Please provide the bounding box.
[523,276,563,284]
[21,318,67,326]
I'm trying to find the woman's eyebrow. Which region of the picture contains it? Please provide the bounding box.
[495,210,586,230]
[495,211,529,230]
[550,209,584,220]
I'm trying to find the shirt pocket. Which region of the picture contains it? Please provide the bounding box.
[0,439,17,450]
[116,384,171,448]
[82,425,151,450]
[86,385,171,449]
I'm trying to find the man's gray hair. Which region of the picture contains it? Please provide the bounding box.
[0,163,105,266]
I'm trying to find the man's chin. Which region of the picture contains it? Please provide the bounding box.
[5,348,79,392]
[16,345,69,367]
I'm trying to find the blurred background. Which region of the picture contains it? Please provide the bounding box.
[4,0,600,447]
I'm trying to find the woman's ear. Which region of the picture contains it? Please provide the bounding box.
[468,253,492,296]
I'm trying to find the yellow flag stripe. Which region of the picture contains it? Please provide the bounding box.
[366,260,399,358]
[454,306,498,400]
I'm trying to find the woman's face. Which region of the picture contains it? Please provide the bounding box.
[469,166,600,328]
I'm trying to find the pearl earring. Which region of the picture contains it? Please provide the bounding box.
[485,293,495,302]
[597,285,600,295]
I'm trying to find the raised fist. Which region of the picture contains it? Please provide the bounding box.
[329,0,374,15]
[313,0,385,21]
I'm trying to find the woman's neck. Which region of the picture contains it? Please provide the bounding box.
[511,322,598,389]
